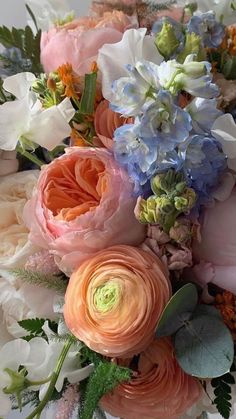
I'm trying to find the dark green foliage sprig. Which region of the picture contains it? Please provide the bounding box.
[0,24,42,75]
[212,369,236,419]
[78,347,131,419]
[18,318,58,341]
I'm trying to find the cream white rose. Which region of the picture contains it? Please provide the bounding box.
[0,170,39,269]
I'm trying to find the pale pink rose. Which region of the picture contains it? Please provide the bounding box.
[41,11,135,75]
[193,187,236,294]
[94,100,133,149]
[24,147,146,274]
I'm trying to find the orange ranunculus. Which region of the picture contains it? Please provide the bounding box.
[102,338,202,419]
[64,245,171,358]
[94,100,133,149]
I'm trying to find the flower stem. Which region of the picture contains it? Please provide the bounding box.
[20,150,44,167]
[28,375,53,387]
[26,336,74,419]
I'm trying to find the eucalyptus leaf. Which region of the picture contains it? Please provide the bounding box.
[156,283,198,337]
[194,304,222,319]
[174,315,234,378]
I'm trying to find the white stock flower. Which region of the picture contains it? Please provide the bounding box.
[211,113,236,171]
[0,170,39,270]
[26,0,74,31]
[97,28,163,103]
[0,72,75,151]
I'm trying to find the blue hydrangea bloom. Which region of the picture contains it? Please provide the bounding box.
[183,135,227,201]
[139,90,192,152]
[187,12,225,48]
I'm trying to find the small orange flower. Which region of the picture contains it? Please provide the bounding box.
[215,291,236,339]
[228,26,236,56]
[70,128,87,147]
[57,63,80,98]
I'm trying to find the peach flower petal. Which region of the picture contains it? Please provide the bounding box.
[94,100,133,149]
[64,245,171,358]
[24,148,145,274]
[41,11,135,75]
[102,338,202,419]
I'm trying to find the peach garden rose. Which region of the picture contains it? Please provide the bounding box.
[102,338,202,419]
[64,245,171,358]
[24,147,145,274]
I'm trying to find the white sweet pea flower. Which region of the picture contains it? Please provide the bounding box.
[0,72,75,152]
[25,324,94,400]
[0,339,31,417]
[97,28,163,103]
[211,113,236,171]
[27,0,74,31]
[186,97,222,134]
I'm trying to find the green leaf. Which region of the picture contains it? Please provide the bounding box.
[174,315,234,378]
[223,56,236,80]
[156,283,198,337]
[19,318,45,336]
[80,72,97,115]
[79,360,131,419]
[212,371,235,419]
[194,304,222,319]
[25,4,39,32]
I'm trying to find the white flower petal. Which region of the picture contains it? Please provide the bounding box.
[27,98,75,150]
[0,391,11,416]
[0,96,31,150]
[211,113,236,158]
[0,339,30,370]
[97,28,162,102]
[3,72,36,99]
[27,0,73,31]
[67,364,94,385]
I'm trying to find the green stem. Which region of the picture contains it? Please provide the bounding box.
[20,149,44,167]
[28,375,53,387]
[26,336,74,419]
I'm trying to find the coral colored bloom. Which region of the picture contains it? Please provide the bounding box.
[102,338,202,419]
[94,100,133,149]
[24,148,145,273]
[64,245,171,358]
[40,11,134,75]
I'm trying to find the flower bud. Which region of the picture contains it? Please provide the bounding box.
[155,22,180,60]
[3,368,29,397]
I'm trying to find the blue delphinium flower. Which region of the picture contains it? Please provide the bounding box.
[187,11,225,48]
[183,135,227,201]
[110,61,160,117]
[113,123,158,191]
[140,90,192,152]
[185,97,223,134]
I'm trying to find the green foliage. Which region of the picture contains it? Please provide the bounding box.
[18,318,58,341]
[79,354,131,419]
[223,56,236,80]
[0,24,42,74]
[156,283,198,337]
[212,371,235,419]
[80,72,97,115]
[11,269,68,294]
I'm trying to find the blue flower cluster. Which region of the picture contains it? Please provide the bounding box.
[110,18,228,207]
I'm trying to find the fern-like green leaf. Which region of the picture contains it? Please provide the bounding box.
[18,317,58,341]
[11,269,68,294]
[212,372,235,419]
[79,360,131,419]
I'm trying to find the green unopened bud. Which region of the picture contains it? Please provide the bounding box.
[175,181,187,194]
[178,33,206,64]
[136,197,158,224]
[155,22,180,60]
[156,196,174,215]
[151,174,165,195]
[174,188,196,212]
[174,196,188,211]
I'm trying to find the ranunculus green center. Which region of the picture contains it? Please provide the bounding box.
[93,282,121,313]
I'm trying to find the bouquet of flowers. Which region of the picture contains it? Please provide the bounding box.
[1,0,236,418]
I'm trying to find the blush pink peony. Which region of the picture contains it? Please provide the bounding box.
[193,187,236,294]
[24,147,145,274]
[40,11,135,75]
